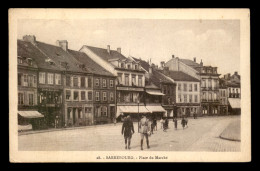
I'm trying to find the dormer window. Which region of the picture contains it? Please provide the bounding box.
[18,57,23,64]
[127,64,131,69]
[135,64,138,70]
[121,62,125,68]
[27,58,33,66]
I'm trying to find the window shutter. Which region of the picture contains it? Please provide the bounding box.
[85,77,88,88]
[78,77,80,87]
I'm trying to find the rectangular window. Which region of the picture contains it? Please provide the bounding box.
[96,92,100,101]
[118,73,122,84]
[66,90,71,100]
[183,83,187,91]
[29,94,34,105]
[73,77,78,87]
[81,91,85,101]
[33,75,36,86]
[80,77,85,87]
[47,73,54,84]
[102,106,107,116]
[87,78,92,87]
[103,79,107,87]
[184,95,187,103]
[208,80,212,88]
[95,78,100,87]
[135,65,138,70]
[55,74,61,85]
[73,91,79,101]
[23,74,28,86]
[202,79,206,87]
[178,83,181,91]
[28,75,33,87]
[18,73,22,86]
[18,58,23,64]
[189,84,192,92]
[125,75,129,86]
[189,95,192,103]
[127,64,131,69]
[110,92,114,101]
[178,94,182,103]
[18,92,24,105]
[110,80,114,87]
[208,93,212,100]
[66,76,70,86]
[138,75,142,87]
[88,91,93,101]
[195,95,198,102]
[103,92,107,101]
[194,84,198,91]
[132,75,136,86]
[202,92,206,100]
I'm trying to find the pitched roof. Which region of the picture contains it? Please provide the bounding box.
[85,45,127,61]
[180,59,201,68]
[132,57,150,72]
[68,50,114,77]
[35,41,87,73]
[18,40,62,71]
[167,71,200,82]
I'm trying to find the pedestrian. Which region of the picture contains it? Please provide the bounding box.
[153,118,157,131]
[121,115,135,150]
[174,117,178,130]
[160,118,164,129]
[139,114,151,150]
[181,117,186,130]
[185,116,188,128]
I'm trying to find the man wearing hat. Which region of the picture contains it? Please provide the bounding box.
[138,114,151,150]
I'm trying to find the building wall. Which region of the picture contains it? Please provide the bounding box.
[63,73,94,126]
[18,67,38,109]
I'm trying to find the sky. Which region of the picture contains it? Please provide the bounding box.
[18,19,240,76]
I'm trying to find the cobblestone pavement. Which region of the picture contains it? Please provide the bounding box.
[18,115,240,151]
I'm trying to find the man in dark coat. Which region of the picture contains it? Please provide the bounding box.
[122,115,135,149]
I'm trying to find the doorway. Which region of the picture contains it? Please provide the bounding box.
[73,108,76,125]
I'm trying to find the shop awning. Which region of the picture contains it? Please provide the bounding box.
[146,90,165,96]
[228,98,241,109]
[116,106,151,117]
[18,111,44,119]
[145,105,166,113]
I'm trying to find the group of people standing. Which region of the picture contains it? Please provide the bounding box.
[121,114,191,150]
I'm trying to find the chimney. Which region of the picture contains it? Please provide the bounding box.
[56,40,68,51]
[117,47,121,54]
[200,59,203,66]
[234,71,238,75]
[107,45,110,54]
[160,61,165,68]
[172,55,175,59]
[194,57,196,62]
[23,35,36,45]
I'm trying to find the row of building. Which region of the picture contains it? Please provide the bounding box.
[17,35,241,130]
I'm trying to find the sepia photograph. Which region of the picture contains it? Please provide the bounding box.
[9,8,251,162]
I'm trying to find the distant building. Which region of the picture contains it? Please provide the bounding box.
[17,40,44,130]
[132,57,173,119]
[222,72,241,114]
[165,55,221,115]
[165,70,201,117]
[79,45,148,121]
[219,78,228,115]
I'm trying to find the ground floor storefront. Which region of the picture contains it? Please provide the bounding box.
[94,104,116,124]
[18,110,45,131]
[201,102,221,116]
[176,104,201,118]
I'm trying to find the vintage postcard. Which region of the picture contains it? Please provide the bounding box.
[9,8,251,162]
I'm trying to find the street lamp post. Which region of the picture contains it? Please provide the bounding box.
[137,99,140,133]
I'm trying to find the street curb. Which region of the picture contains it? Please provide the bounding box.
[18,123,122,136]
[219,135,241,142]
